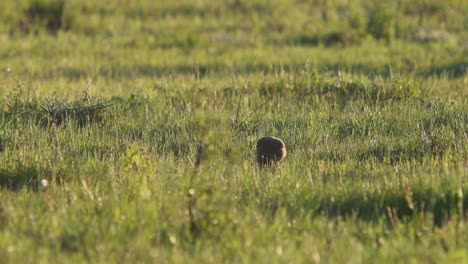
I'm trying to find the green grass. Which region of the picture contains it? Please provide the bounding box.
[0,0,467,263]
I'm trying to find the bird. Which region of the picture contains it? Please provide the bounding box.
[256,136,287,166]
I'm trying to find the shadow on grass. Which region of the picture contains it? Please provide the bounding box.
[424,61,467,78]
[0,134,4,152]
[29,60,467,80]
[264,187,468,226]
[0,164,39,191]
[318,189,467,226]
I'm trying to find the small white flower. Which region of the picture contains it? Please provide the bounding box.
[7,245,15,253]
[188,188,195,195]
[41,179,49,188]
[169,234,177,245]
[276,246,283,255]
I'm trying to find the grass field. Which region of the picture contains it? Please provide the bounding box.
[0,0,467,263]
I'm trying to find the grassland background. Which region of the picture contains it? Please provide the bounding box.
[0,0,467,263]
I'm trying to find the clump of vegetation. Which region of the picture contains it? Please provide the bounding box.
[3,93,112,128]
[18,0,73,34]
[413,27,457,44]
[295,30,366,47]
[367,4,396,41]
[40,97,108,127]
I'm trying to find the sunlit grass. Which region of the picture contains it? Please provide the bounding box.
[0,0,467,263]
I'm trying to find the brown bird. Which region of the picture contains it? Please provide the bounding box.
[256,136,287,166]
